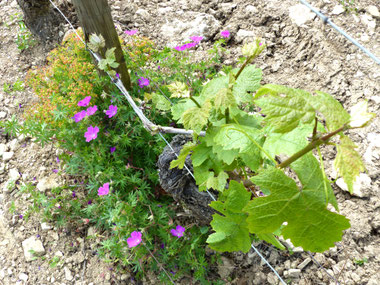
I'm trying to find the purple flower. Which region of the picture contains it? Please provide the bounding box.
[190,36,203,42]
[19,214,23,219]
[87,200,92,205]
[98,182,110,196]
[84,125,99,142]
[259,42,263,46]
[138,77,150,88]
[124,29,138,36]
[220,30,230,38]
[86,105,98,116]
[78,96,91,107]
[73,110,87,122]
[115,73,120,79]
[19,104,22,109]
[105,105,118,118]
[52,169,59,173]
[72,191,76,198]
[56,157,60,163]
[127,231,142,248]
[110,147,116,153]
[170,225,185,238]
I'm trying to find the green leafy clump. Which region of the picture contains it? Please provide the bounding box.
[5,32,227,284]
[169,40,374,253]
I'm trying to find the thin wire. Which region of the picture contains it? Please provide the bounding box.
[143,244,176,284]
[299,0,380,65]
[307,251,341,285]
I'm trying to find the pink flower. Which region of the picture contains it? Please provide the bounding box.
[124,29,138,36]
[73,110,87,122]
[170,225,185,238]
[98,182,110,196]
[220,30,230,38]
[127,231,142,248]
[105,105,118,118]
[190,36,203,42]
[86,105,98,116]
[138,77,150,88]
[84,125,99,142]
[174,45,186,51]
[78,96,91,107]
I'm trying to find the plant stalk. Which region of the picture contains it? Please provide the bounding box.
[277,124,348,169]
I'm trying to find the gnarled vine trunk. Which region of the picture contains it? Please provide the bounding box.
[16,0,62,43]
[157,135,217,224]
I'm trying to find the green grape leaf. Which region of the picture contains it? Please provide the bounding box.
[349,100,375,128]
[233,65,262,104]
[200,76,228,102]
[182,101,212,134]
[167,81,190,98]
[334,135,365,194]
[263,124,313,157]
[214,88,237,113]
[191,141,213,167]
[308,91,350,131]
[256,233,285,250]
[88,33,105,52]
[255,84,315,133]
[151,93,171,111]
[98,59,108,71]
[170,142,196,169]
[108,61,119,68]
[206,171,229,192]
[171,98,196,123]
[105,47,116,61]
[244,167,350,252]
[207,181,252,252]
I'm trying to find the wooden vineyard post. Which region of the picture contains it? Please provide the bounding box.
[71,0,131,90]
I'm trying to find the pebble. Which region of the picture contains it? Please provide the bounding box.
[297,257,312,270]
[64,267,73,281]
[22,236,46,262]
[18,273,28,281]
[0,143,7,156]
[0,111,6,119]
[2,151,14,162]
[9,168,20,181]
[289,4,315,26]
[288,268,301,278]
[331,5,345,15]
[366,5,380,18]
[41,222,53,231]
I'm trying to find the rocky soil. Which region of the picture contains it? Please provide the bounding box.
[1,0,379,284]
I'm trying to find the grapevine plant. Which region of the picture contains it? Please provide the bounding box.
[166,39,375,253]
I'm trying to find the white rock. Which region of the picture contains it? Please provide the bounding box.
[366,5,380,18]
[236,29,256,43]
[160,12,221,44]
[8,139,19,151]
[36,174,60,192]
[9,168,20,181]
[0,143,8,156]
[288,268,301,278]
[0,111,6,119]
[41,222,52,231]
[289,4,315,26]
[246,5,259,14]
[135,8,150,20]
[22,236,46,262]
[297,257,312,270]
[336,173,371,197]
[64,267,73,281]
[2,151,14,162]
[18,273,28,281]
[331,5,345,15]
[55,251,64,257]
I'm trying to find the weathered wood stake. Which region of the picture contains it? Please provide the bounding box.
[71,0,131,89]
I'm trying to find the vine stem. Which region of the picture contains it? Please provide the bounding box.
[317,146,329,206]
[277,124,348,169]
[235,54,254,80]
[189,96,202,108]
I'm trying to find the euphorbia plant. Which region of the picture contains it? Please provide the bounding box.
[167,39,375,253]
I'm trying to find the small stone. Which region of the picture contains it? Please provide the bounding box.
[336,173,371,197]
[297,257,312,270]
[2,151,14,162]
[331,5,345,15]
[0,144,8,156]
[135,8,150,20]
[288,268,301,278]
[9,168,20,181]
[218,257,234,279]
[366,5,380,18]
[22,236,46,262]
[267,273,278,285]
[289,4,315,26]
[64,267,73,281]
[87,226,96,237]
[19,273,28,281]
[0,111,6,119]
[36,174,60,192]
[51,276,55,283]
[55,251,64,257]
[41,222,52,231]
[9,139,19,151]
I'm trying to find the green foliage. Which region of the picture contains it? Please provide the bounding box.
[16,21,36,50]
[168,40,372,254]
